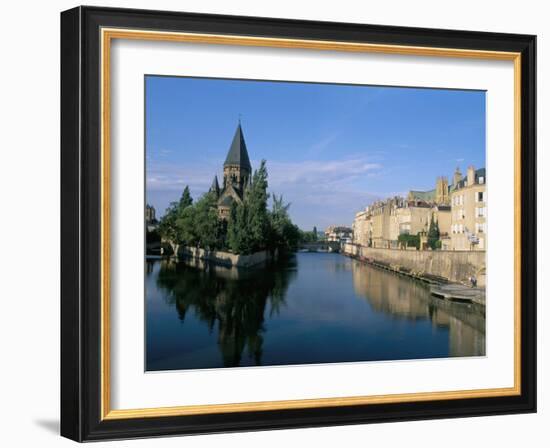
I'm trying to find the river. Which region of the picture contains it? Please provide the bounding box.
[146,252,485,371]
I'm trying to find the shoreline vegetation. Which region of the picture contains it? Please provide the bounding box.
[153,160,312,266]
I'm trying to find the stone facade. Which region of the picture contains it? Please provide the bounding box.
[450,166,487,251]
[352,165,486,252]
[343,243,486,286]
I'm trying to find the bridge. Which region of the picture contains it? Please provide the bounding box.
[299,241,341,253]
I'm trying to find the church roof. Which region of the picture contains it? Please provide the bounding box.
[219,195,236,207]
[224,123,252,171]
[210,175,220,192]
[408,189,435,202]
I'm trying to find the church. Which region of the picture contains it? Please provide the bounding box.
[209,123,253,219]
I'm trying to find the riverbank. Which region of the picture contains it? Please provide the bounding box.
[342,243,485,307]
[342,243,485,284]
[177,245,277,268]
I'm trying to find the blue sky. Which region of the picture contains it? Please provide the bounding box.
[145,76,485,230]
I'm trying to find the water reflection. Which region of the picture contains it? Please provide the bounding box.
[146,253,485,371]
[153,257,296,367]
[351,262,485,357]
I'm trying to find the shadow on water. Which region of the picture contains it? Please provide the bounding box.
[153,256,297,368]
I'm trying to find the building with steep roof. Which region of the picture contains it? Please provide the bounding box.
[210,123,253,219]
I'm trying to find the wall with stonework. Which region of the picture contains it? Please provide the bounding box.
[342,243,486,286]
[179,246,272,268]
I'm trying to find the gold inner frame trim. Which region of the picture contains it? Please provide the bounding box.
[100,27,522,421]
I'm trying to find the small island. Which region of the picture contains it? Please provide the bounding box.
[152,124,301,268]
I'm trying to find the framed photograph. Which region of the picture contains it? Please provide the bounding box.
[60,6,536,441]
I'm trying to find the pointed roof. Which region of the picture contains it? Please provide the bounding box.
[210,175,220,192]
[224,124,252,171]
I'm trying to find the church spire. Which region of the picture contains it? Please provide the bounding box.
[210,174,220,197]
[224,123,252,171]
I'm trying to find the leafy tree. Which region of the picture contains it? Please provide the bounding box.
[269,194,300,252]
[398,233,420,249]
[178,186,193,209]
[227,201,253,254]
[246,160,270,252]
[176,206,197,246]
[427,214,440,250]
[157,185,194,253]
[193,191,223,249]
[298,229,319,244]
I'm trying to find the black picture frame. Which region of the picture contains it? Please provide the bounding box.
[61,5,536,442]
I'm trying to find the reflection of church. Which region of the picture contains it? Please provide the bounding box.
[209,123,252,219]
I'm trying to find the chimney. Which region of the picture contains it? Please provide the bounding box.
[467,165,475,186]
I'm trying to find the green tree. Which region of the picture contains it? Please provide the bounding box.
[427,214,440,250]
[398,233,420,249]
[269,194,300,252]
[176,206,197,247]
[157,185,194,254]
[227,201,253,254]
[246,160,270,252]
[193,191,223,249]
[178,185,193,209]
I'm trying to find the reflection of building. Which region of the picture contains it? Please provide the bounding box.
[352,165,485,251]
[351,261,485,356]
[210,123,252,219]
[450,166,486,251]
[325,225,353,243]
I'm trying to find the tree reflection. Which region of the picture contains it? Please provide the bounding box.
[155,256,297,367]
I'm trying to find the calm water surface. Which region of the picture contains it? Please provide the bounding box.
[146,253,485,371]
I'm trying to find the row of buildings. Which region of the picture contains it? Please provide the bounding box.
[325,225,353,244]
[352,165,486,251]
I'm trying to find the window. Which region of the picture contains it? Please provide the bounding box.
[476,207,486,218]
[477,191,485,202]
[479,176,485,184]
[475,223,485,233]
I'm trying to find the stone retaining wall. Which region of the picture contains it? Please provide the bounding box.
[342,243,486,286]
[178,246,273,268]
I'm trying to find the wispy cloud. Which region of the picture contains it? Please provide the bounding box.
[260,157,383,228]
[263,158,381,187]
[308,133,339,154]
[146,155,384,228]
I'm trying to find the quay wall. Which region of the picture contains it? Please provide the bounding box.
[342,243,486,286]
[178,246,274,268]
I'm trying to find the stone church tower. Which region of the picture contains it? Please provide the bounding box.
[435,176,450,205]
[210,123,252,219]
